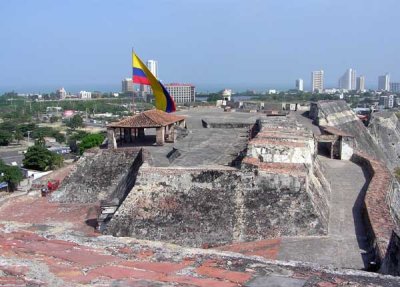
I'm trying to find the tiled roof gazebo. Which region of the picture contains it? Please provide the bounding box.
[107,109,186,148]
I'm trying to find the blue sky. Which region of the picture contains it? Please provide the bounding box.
[0,0,399,92]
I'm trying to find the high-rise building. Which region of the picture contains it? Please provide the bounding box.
[165,83,196,104]
[146,60,158,78]
[356,75,366,92]
[379,95,389,108]
[122,78,134,93]
[145,60,158,94]
[390,82,400,93]
[378,73,390,91]
[56,87,67,99]
[296,78,304,91]
[338,68,356,90]
[388,94,395,108]
[311,70,324,93]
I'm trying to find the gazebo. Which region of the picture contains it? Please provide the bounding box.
[106,109,186,148]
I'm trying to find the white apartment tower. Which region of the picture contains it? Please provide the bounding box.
[296,78,304,91]
[356,76,366,92]
[145,60,158,94]
[146,60,158,79]
[311,70,324,93]
[79,91,91,99]
[378,73,390,91]
[338,68,356,90]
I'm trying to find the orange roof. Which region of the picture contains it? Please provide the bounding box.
[107,109,185,128]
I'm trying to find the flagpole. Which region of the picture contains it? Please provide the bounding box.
[131,48,136,115]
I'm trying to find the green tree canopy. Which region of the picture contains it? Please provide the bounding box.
[23,145,63,171]
[79,133,105,154]
[0,159,23,191]
[0,130,13,146]
[66,114,84,130]
[14,130,24,143]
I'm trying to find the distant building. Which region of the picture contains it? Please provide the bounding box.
[296,78,304,91]
[79,91,91,99]
[356,75,366,92]
[390,82,400,93]
[56,87,67,99]
[222,89,232,101]
[379,95,389,108]
[268,89,277,94]
[91,91,102,98]
[165,83,196,104]
[378,73,390,91]
[122,78,134,93]
[146,60,158,78]
[311,70,324,93]
[338,68,356,90]
[145,60,158,94]
[388,94,395,108]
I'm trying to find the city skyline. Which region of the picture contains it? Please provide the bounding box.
[1,0,400,93]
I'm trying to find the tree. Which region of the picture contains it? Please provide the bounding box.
[0,159,23,191]
[14,130,24,143]
[50,116,59,123]
[79,133,105,154]
[66,115,84,130]
[23,145,63,171]
[0,130,12,146]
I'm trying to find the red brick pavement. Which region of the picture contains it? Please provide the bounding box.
[0,191,398,286]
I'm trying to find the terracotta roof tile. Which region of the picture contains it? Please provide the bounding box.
[107,109,185,128]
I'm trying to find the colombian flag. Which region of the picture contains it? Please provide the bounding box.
[132,52,176,113]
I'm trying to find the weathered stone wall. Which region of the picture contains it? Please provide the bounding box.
[381,231,400,276]
[368,112,400,170]
[248,142,313,164]
[247,117,315,164]
[350,152,398,274]
[389,180,400,228]
[105,165,324,247]
[311,100,386,162]
[51,148,141,203]
[103,149,144,205]
[306,156,331,229]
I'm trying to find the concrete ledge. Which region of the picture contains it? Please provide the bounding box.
[242,157,307,177]
[350,151,396,272]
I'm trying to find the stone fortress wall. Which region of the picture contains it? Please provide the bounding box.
[51,148,143,203]
[311,100,400,275]
[104,115,333,247]
[51,114,333,248]
[50,102,400,275]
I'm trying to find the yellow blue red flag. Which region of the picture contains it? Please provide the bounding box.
[132,52,176,113]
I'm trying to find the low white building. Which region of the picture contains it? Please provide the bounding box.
[222,89,232,101]
[165,83,196,104]
[79,91,92,99]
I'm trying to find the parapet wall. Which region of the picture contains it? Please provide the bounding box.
[306,156,332,229]
[105,164,325,247]
[51,148,142,203]
[368,112,400,170]
[350,151,399,274]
